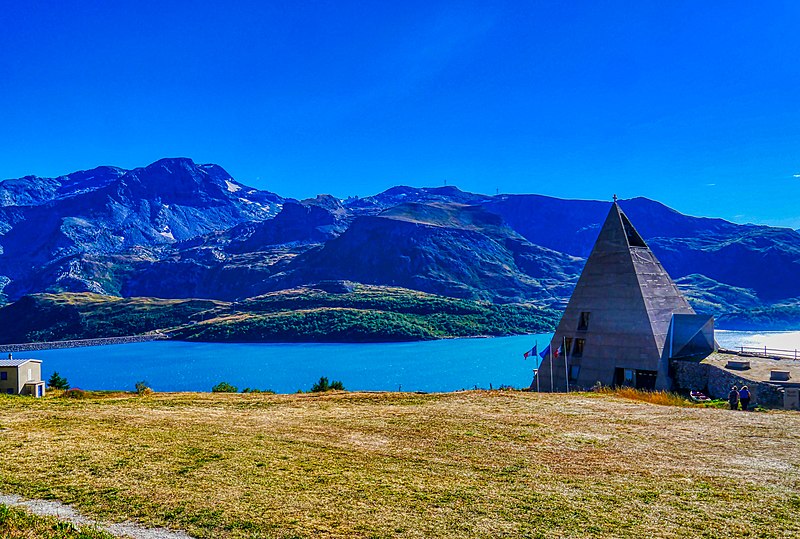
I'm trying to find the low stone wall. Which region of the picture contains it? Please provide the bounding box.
[0,334,168,353]
[671,360,707,394]
[672,360,785,408]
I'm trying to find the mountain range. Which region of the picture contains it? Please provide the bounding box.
[1,157,798,331]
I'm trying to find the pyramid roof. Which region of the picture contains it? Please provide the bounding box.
[536,201,699,391]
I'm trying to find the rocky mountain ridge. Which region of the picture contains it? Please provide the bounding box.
[0,158,283,298]
[2,158,799,329]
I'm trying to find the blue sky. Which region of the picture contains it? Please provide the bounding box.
[2,1,799,228]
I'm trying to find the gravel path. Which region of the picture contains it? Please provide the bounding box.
[0,494,194,539]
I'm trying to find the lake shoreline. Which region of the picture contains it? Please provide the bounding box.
[4,327,795,355]
[10,331,799,393]
[0,332,505,353]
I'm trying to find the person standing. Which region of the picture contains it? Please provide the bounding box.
[739,385,751,411]
[728,386,740,410]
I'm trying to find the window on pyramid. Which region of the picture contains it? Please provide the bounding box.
[573,338,585,357]
[620,213,647,247]
[569,365,580,381]
[578,312,590,331]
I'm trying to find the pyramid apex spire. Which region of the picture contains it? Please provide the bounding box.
[593,199,647,252]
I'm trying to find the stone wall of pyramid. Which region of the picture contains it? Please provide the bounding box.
[536,201,697,392]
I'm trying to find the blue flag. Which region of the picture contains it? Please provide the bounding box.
[540,344,550,360]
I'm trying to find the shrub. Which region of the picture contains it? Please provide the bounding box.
[310,377,329,392]
[212,381,238,393]
[62,388,85,399]
[47,371,69,390]
[310,376,345,392]
[134,380,152,396]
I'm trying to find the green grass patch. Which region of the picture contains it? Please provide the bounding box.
[0,504,113,539]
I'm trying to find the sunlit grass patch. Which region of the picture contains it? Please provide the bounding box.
[596,386,693,406]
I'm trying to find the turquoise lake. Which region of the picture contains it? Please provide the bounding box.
[27,330,800,393]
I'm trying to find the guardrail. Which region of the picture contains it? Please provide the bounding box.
[736,346,799,360]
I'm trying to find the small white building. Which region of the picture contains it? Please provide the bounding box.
[0,354,45,397]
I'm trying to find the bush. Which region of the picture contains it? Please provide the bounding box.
[241,388,276,394]
[61,388,85,399]
[310,376,345,393]
[134,380,152,396]
[47,371,69,390]
[212,381,238,393]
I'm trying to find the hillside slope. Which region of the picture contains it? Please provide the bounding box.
[0,285,558,344]
[262,202,582,304]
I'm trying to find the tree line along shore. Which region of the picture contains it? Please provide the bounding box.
[0,285,559,345]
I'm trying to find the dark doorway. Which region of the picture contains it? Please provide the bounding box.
[614,368,634,387]
[613,368,658,390]
[634,370,658,390]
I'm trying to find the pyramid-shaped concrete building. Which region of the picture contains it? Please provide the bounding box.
[536,199,714,391]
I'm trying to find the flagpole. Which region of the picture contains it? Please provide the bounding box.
[564,336,570,393]
[549,339,554,392]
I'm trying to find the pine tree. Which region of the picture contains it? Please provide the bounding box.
[48,371,69,390]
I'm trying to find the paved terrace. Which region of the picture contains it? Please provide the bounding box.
[673,351,800,407]
[708,351,800,387]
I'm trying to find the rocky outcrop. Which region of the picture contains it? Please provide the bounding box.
[227,195,350,253]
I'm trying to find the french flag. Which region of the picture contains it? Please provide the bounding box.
[540,343,561,359]
[523,343,538,359]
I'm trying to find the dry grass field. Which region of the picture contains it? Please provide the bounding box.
[0,390,798,538]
